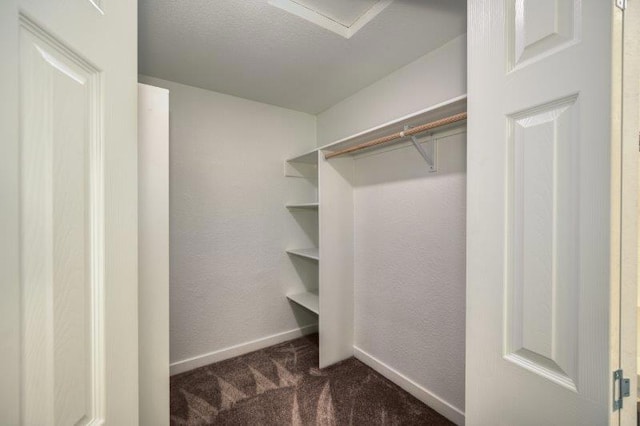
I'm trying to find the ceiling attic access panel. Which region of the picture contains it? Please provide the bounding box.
[268,0,393,38]
[294,0,382,26]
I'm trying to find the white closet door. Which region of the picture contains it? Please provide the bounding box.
[467,1,624,425]
[0,0,138,424]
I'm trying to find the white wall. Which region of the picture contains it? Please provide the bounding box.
[138,76,318,374]
[317,34,467,146]
[353,132,467,420]
[316,34,467,419]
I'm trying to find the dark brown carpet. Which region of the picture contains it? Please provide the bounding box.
[170,334,454,425]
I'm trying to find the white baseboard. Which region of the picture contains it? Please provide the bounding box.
[353,346,465,426]
[170,324,318,376]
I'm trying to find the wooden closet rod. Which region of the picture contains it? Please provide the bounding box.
[324,111,467,160]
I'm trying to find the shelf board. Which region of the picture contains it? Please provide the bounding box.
[287,291,319,315]
[285,97,467,165]
[286,202,319,210]
[319,95,467,157]
[286,150,318,164]
[284,151,318,177]
[286,248,319,261]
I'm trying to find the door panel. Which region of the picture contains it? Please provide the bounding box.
[511,0,579,69]
[467,0,617,424]
[506,95,580,392]
[20,18,104,425]
[0,0,138,424]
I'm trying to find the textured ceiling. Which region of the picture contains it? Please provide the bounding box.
[138,0,466,114]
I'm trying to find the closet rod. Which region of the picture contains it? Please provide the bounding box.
[324,111,467,160]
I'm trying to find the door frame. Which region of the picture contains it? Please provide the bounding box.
[619,1,640,424]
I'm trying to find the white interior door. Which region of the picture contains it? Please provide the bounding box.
[467,1,624,425]
[0,0,138,424]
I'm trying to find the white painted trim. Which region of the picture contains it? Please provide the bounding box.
[267,0,393,39]
[348,0,393,36]
[170,324,318,376]
[353,346,465,426]
[268,0,348,38]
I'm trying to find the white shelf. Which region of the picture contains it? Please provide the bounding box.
[319,95,467,157]
[286,150,318,164]
[286,202,319,210]
[286,248,319,261]
[284,96,467,166]
[287,291,319,315]
[284,150,318,177]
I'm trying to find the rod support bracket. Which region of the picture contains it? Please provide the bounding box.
[406,126,437,172]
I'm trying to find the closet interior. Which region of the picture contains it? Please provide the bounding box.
[138,1,469,424]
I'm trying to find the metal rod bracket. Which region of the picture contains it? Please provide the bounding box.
[406,126,437,172]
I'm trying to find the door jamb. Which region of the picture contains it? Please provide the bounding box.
[617,1,640,424]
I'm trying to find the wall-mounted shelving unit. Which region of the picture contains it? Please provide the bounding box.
[284,150,321,349]
[283,95,467,369]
